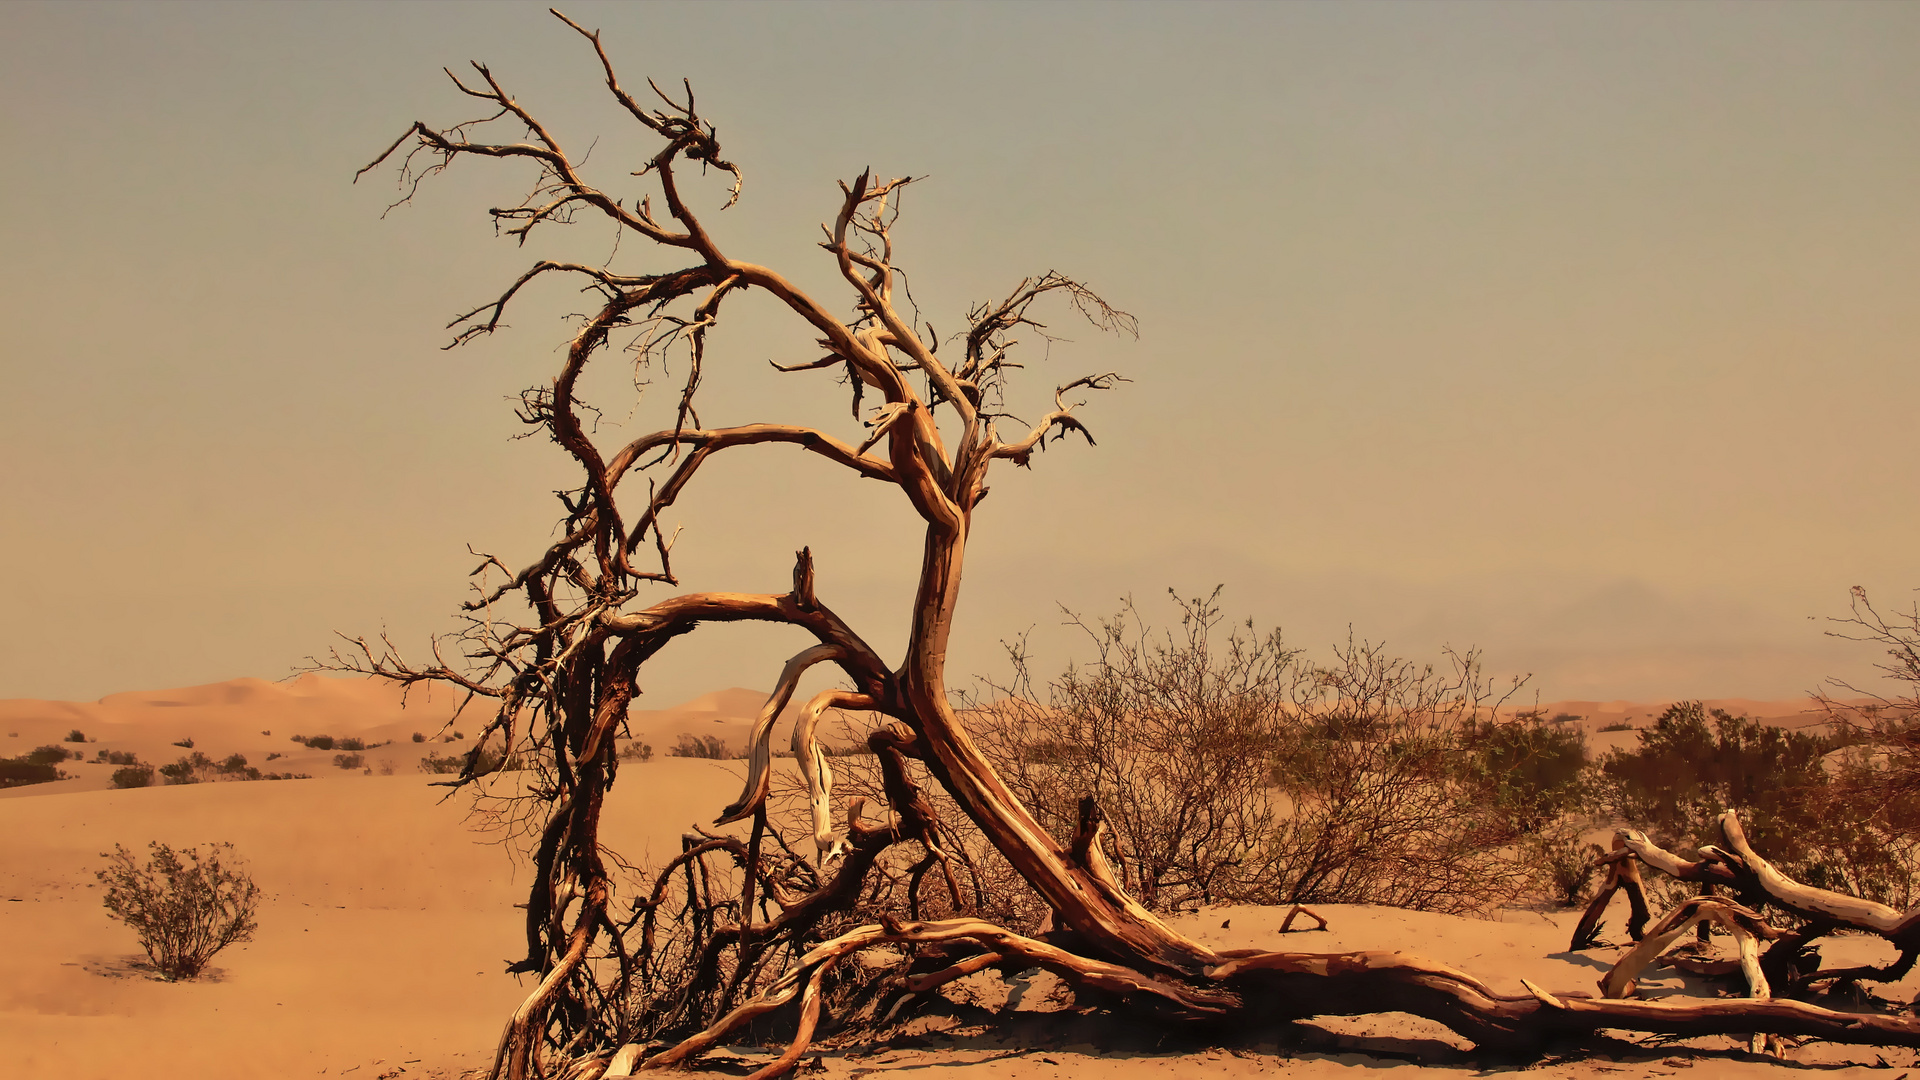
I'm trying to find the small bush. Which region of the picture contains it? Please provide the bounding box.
[96,841,260,981]
[171,737,194,749]
[159,752,211,785]
[0,757,62,788]
[411,732,426,743]
[1598,721,1633,733]
[618,741,655,762]
[418,749,466,774]
[332,752,365,770]
[670,733,734,760]
[66,729,86,743]
[265,751,282,762]
[336,737,365,752]
[24,744,74,766]
[301,735,336,751]
[111,764,156,789]
[97,748,139,765]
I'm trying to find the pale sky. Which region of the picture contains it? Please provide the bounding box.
[3,1,1916,708]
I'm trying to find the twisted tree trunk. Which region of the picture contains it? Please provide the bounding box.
[344,13,1920,1078]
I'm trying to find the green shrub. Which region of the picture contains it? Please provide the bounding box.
[96,841,260,981]
[111,764,156,789]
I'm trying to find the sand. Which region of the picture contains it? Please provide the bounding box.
[3,677,1912,1079]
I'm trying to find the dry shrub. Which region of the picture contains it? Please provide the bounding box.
[96,841,260,981]
[968,590,1571,916]
[670,733,734,760]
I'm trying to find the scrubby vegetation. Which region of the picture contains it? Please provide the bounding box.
[157,751,309,784]
[111,763,155,789]
[97,841,260,981]
[0,744,76,788]
[668,733,735,760]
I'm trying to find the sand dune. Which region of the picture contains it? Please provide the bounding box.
[4,676,1913,1079]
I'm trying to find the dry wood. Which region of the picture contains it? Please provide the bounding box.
[346,14,1920,1079]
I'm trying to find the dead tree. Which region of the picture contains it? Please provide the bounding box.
[1577,810,1920,998]
[347,13,1920,1079]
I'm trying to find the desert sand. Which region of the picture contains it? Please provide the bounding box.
[3,676,1912,1079]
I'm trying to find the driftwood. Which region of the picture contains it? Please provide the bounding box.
[346,13,1920,1078]
[1577,810,1920,997]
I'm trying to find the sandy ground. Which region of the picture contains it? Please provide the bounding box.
[2,677,1911,1080]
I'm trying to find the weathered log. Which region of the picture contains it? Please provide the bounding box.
[1570,834,1651,950]
[1597,897,1779,999]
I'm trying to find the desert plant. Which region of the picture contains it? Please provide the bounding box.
[412,732,426,743]
[337,737,366,752]
[418,749,465,775]
[616,740,653,762]
[171,737,194,749]
[668,733,733,760]
[1598,721,1634,733]
[66,728,86,743]
[111,763,156,789]
[0,751,65,788]
[96,841,260,981]
[333,752,365,770]
[97,748,139,765]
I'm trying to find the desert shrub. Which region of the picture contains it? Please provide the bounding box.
[1537,836,1607,907]
[1597,701,1913,904]
[1458,712,1592,832]
[97,748,139,765]
[411,732,426,743]
[336,737,366,752]
[670,733,734,760]
[96,841,260,981]
[22,744,75,766]
[969,590,1556,916]
[171,737,194,749]
[617,741,654,762]
[111,763,156,789]
[265,751,282,761]
[158,752,265,784]
[66,728,86,743]
[417,743,527,775]
[159,752,211,784]
[1598,721,1634,733]
[298,734,336,750]
[0,754,63,788]
[333,752,365,770]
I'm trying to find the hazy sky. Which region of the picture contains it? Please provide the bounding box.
[3,1,1917,708]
